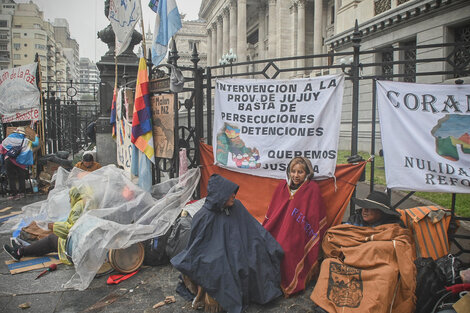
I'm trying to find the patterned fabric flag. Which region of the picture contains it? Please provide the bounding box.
[110,87,117,138]
[131,57,155,163]
[148,0,159,13]
[151,0,182,66]
[109,0,141,56]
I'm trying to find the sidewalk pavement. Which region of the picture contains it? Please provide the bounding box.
[0,183,467,313]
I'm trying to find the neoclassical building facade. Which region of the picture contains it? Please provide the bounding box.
[200,0,334,70]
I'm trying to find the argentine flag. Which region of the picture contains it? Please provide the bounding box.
[151,0,182,66]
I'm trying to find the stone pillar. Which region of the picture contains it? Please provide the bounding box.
[207,29,212,67]
[268,0,277,58]
[217,16,223,65]
[297,0,306,76]
[314,0,323,67]
[291,3,297,70]
[222,8,230,58]
[237,0,247,70]
[258,3,266,60]
[212,23,218,66]
[96,18,141,166]
[229,0,237,54]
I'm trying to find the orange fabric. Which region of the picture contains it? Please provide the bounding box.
[199,143,366,226]
[74,161,102,172]
[397,206,451,260]
[311,224,416,313]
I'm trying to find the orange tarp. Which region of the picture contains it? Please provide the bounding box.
[199,143,366,227]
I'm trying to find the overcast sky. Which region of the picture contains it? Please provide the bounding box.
[16,0,203,62]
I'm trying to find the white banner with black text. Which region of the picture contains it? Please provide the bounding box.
[377,80,470,193]
[213,75,344,179]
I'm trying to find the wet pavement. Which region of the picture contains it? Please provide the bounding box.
[0,183,466,313]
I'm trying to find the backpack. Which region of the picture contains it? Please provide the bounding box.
[6,138,24,159]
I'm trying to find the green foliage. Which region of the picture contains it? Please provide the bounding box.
[337,150,469,217]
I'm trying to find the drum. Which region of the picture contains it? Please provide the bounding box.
[108,242,145,274]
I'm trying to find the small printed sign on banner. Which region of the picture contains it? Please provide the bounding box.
[151,94,175,159]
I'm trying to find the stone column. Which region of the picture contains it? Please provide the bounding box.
[291,3,297,70]
[211,23,217,66]
[258,3,266,60]
[314,0,323,67]
[207,29,212,67]
[229,0,237,53]
[297,0,306,76]
[217,17,223,65]
[237,0,247,70]
[222,8,229,57]
[268,0,277,58]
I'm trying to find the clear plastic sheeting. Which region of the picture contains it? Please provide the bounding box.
[0,167,74,234]
[64,166,200,290]
[0,165,200,291]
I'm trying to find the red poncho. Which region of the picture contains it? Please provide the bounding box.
[263,180,327,296]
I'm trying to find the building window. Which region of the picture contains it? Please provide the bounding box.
[247,30,259,45]
[397,0,410,5]
[24,33,27,36]
[35,33,45,40]
[453,23,470,78]
[35,44,46,50]
[24,43,27,47]
[13,43,20,50]
[13,33,20,38]
[0,44,7,50]
[331,6,335,24]
[188,40,199,51]
[381,47,393,80]
[14,54,20,60]
[24,54,27,58]
[0,20,7,27]
[374,0,391,15]
[403,41,416,82]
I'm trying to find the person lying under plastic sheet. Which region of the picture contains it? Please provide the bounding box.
[171,174,284,313]
[3,185,95,265]
[311,191,416,313]
[0,165,201,291]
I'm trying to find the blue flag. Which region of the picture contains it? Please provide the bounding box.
[151,0,182,66]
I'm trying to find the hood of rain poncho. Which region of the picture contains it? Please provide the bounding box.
[204,174,239,213]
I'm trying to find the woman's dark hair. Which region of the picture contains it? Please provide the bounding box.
[83,153,93,162]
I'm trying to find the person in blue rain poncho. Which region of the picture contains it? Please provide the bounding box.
[171,174,284,313]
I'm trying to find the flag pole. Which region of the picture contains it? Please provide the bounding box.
[36,55,46,154]
[139,0,147,59]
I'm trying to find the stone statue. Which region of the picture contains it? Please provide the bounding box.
[97,0,143,57]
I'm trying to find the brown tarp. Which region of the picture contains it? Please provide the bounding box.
[311,224,417,313]
[199,142,366,226]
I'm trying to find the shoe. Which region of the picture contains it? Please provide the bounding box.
[10,237,22,250]
[3,244,21,261]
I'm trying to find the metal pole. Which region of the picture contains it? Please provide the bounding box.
[351,20,361,156]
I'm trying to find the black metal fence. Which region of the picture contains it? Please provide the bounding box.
[43,81,100,157]
[144,24,469,257]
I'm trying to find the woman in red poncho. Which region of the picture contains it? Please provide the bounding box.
[263,157,327,297]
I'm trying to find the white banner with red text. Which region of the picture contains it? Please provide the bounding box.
[0,63,40,116]
[213,75,344,179]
